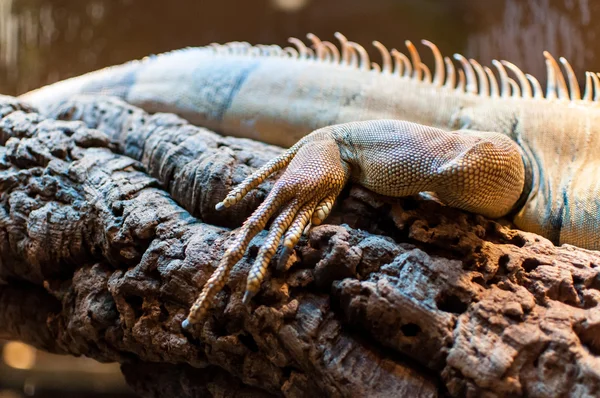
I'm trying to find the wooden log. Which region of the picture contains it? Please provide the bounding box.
[0,95,598,397]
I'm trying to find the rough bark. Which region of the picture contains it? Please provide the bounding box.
[0,95,599,397]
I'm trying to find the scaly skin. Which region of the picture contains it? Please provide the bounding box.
[19,33,600,328]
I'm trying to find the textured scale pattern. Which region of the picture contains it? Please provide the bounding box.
[182,120,525,327]
[342,121,525,217]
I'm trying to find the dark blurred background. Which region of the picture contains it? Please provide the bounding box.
[0,0,597,396]
[0,339,131,397]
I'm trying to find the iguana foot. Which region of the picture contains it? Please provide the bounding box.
[182,129,349,327]
[182,120,525,328]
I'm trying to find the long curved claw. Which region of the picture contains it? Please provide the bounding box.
[183,128,350,328]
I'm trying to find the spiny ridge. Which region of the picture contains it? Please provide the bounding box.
[206,33,600,104]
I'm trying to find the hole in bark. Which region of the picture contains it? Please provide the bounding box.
[360,285,372,297]
[401,197,419,211]
[463,256,477,269]
[575,325,600,356]
[521,258,541,272]
[400,323,421,337]
[590,274,600,291]
[281,366,293,378]
[148,266,162,283]
[158,305,168,322]
[471,275,486,287]
[488,278,500,286]
[489,257,509,285]
[112,203,123,217]
[125,295,143,318]
[238,333,258,352]
[428,219,440,228]
[436,293,468,314]
[498,254,510,269]
[508,235,526,248]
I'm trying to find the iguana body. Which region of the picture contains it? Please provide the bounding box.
[19,33,600,326]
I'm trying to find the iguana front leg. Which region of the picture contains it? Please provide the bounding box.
[182,120,525,328]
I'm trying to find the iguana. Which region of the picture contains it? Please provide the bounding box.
[19,33,600,328]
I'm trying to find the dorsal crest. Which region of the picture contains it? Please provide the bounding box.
[207,32,598,104]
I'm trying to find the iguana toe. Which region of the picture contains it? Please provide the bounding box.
[282,199,318,249]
